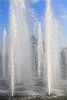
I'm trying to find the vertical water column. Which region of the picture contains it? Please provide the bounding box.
[45,0,61,95]
[45,0,53,95]
[2,28,7,80]
[37,22,44,79]
[9,8,17,96]
[9,0,34,96]
[9,0,26,96]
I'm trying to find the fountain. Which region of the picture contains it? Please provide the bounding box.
[37,22,44,80]
[9,0,34,97]
[0,0,67,99]
[2,28,7,80]
[45,0,61,96]
[8,0,67,98]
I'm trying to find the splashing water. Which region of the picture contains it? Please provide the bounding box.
[45,0,61,95]
[2,28,7,80]
[9,0,33,96]
[37,22,44,79]
[1,0,67,97]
